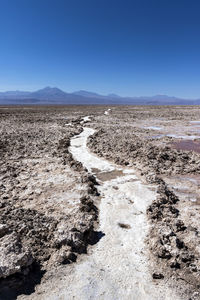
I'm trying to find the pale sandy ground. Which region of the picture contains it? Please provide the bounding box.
[20,124,183,300]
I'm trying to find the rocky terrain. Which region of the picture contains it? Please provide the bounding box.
[0,105,200,299]
[0,106,101,299]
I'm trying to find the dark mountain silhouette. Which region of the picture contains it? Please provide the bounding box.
[0,86,200,105]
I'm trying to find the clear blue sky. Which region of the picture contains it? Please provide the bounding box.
[1,0,200,98]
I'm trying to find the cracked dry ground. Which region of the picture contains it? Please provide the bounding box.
[0,105,200,300]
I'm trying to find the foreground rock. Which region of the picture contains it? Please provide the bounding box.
[0,233,33,279]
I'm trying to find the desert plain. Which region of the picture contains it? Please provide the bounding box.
[0,105,200,300]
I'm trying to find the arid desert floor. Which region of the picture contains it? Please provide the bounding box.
[0,105,200,300]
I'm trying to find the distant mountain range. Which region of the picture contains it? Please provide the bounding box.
[0,86,200,105]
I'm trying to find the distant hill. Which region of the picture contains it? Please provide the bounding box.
[107,93,121,98]
[0,90,30,99]
[0,86,200,105]
[73,90,104,98]
[29,87,68,100]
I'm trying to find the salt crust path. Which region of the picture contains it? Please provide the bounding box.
[43,126,181,300]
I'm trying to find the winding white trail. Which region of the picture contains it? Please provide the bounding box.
[44,127,180,300]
